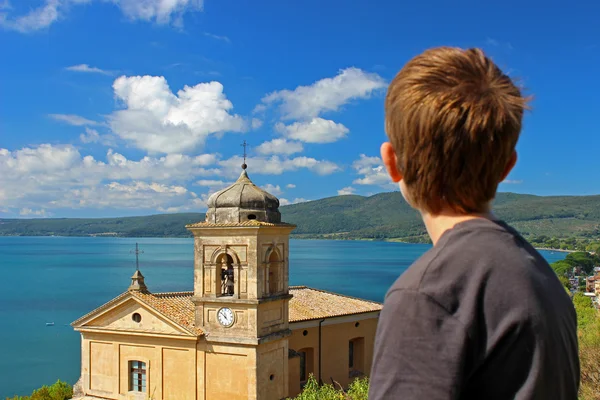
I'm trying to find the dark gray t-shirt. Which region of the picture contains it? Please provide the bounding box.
[369,218,579,400]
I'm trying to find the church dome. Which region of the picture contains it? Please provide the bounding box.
[205,168,282,224]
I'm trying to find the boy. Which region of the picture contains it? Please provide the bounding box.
[368,47,579,399]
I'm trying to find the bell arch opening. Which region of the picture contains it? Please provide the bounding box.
[217,253,235,296]
[268,250,281,295]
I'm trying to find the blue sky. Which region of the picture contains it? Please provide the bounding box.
[1,0,599,218]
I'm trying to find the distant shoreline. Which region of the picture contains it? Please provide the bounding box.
[0,234,581,253]
[533,247,576,253]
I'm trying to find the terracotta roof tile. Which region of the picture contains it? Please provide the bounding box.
[73,287,381,336]
[131,291,202,336]
[288,286,382,322]
[186,220,295,228]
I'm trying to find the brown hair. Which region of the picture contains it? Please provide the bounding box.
[385,46,529,215]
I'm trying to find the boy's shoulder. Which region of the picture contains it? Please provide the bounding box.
[388,218,558,316]
[393,218,523,284]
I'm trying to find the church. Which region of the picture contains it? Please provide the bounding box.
[71,165,383,400]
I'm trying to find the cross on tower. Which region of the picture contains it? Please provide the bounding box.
[241,140,248,170]
[130,242,144,271]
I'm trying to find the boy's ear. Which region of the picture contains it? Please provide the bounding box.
[381,142,403,183]
[500,151,518,182]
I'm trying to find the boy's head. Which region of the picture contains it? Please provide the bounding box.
[382,47,529,215]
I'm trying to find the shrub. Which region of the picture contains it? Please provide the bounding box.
[289,374,369,400]
[5,380,72,400]
[573,293,600,400]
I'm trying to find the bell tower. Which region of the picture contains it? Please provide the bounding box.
[186,163,296,400]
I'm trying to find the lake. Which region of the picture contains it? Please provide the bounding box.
[0,237,566,398]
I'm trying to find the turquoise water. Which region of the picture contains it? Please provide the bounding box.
[0,237,566,398]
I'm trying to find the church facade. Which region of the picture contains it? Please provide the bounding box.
[72,167,382,400]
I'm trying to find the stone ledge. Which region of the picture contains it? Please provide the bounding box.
[204,328,292,345]
[192,293,293,305]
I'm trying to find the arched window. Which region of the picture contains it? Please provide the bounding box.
[129,361,146,392]
[297,347,314,388]
[349,337,365,377]
[217,253,235,296]
[268,251,280,295]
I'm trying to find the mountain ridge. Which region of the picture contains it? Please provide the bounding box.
[1,192,599,240]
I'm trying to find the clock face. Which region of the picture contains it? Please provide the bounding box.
[217,307,234,327]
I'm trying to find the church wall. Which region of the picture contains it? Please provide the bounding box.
[192,230,258,300]
[288,353,301,397]
[201,341,256,400]
[256,232,291,298]
[257,298,289,337]
[288,325,320,397]
[319,317,378,388]
[255,339,289,400]
[81,332,198,400]
[288,315,379,394]
[88,301,182,335]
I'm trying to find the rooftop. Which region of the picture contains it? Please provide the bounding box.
[203,169,282,225]
[72,286,382,336]
[287,286,382,322]
[185,220,296,229]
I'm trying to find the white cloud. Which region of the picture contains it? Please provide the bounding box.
[203,32,230,43]
[116,0,203,25]
[262,184,283,196]
[337,186,356,195]
[260,67,386,120]
[49,113,100,126]
[0,0,203,33]
[286,183,296,189]
[109,75,246,154]
[65,64,111,75]
[0,0,60,33]
[103,149,218,181]
[0,144,220,214]
[352,154,395,187]
[0,143,339,215]
[19,208,51,217]
[53,181,204,212]
[279,198,307,206]
[196,179,226,187]
[219,155,340,177]
[485,37,513,51]
[255,138,303,155]
[275,118,348,143]
[195,179,230,195]
[80,127,117,146]
[502,179,523,184]
[251,118,263,129]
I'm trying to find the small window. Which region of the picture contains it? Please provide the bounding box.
[132,313,142,323]
[298,347,314,386]
[269,374,275,381]
[299,351,306,382]
[349,337,365,375]
[247,214,257,220]
[302,330,308,336]
[129,361,146,392]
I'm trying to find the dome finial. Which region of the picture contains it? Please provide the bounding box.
[128,243,148,292]
[241,140,248,170]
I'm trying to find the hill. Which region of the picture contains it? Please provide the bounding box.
[1,192,599,241]
[0,213,203,237]
[282,192,600,241]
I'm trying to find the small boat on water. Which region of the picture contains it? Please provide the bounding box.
[46,322,55,326]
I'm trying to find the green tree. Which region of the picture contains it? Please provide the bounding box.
[6,380,72,400]
[289,375,370,400]
[551,260,573,277]
[558,275,570,291]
